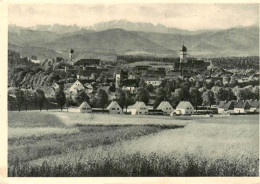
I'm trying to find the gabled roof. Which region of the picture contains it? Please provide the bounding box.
[79,101,91,109]
[176,101,193,109]
[128,101,147,110]
[100,86,111,94]
[84,83,93,89]
[234,101,250,109]
[218,101,235,110]
[247,100,259,108]
[157,101,173,110]
[106,101,121,110]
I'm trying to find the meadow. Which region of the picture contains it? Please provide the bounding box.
[8,111,259,176]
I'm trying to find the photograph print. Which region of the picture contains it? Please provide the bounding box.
[7,3,259,177]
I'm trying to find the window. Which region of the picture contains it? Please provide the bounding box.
[166,108,168,110]
[112,108,115,110]
[82,108,86,110]
[117,108,119,110]
[139,112,142,114]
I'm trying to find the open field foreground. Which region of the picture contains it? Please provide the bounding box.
[8,112,259,176]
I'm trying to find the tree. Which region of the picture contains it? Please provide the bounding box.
[229,77,238,88]
[8,94,15,111]
[96,89,108,113]
[189,87,202,110]
[195,80,202,88]
[215,80,222,87]
[169,93,180,109]
[99,72,106,83]
[35,89,46,111]
[15,89,25,112]
[202,90,215,109]
[24,89,29,111]
[235,88,253,101]
[252,86,259,100]
[125,91,135,113]
[174,88,184,101]
[74,91,90,106]
[153,87,166,109]
[181,81,191,101]
[115,89,126,109]
[165,80,176,98]
[146,84,154,93]
[138,79,147,88]
[89,95,97,108]
[55,88,66,111]
[135,87,150,104]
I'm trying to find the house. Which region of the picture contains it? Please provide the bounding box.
[156,101,173,114]
[69,80,85,94]
[84,83,94,94]
[68,101,92,113]
[121,79,138,94]
[143,77,162,87]
[234,101,251,114]
[127,101,148,115]
[79,101,92,113]
[175,101,194,115]
[247,100,259,112]
[106,101,122,114]
[218,101,235,114]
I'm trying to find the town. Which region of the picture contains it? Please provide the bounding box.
[8,44,259,116]
[6,3,259,177]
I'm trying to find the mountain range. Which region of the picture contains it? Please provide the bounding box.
[8,20,259,60]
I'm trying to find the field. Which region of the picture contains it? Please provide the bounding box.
[8,111,259,176]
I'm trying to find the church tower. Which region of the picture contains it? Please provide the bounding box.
[179,43,187,76]
[69,48,74,60]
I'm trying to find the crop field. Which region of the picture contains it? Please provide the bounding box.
[8,112,259,176]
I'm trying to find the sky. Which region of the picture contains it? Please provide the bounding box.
[8,3,259,30]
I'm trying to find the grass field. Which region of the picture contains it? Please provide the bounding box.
[8,112,259,176]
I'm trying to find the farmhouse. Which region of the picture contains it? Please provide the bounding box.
[106,101,122,114]
[175,101,194,115]
[69,80,85,94]
[234,101,251,114]
[156,101,173,114]
[127,101,148,115]
[79,101,92,113]
[218,101,235,114]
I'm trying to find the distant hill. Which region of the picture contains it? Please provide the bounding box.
[136,26,259,57]
[8,24,259,59]
[41,29,175,56]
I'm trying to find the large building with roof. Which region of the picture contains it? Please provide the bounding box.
[156,101,173,114]
[127,101,148,115]
[106,101,122,114]
[175,101,194,115]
